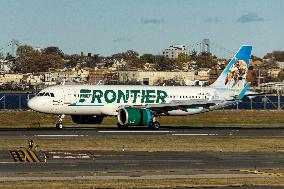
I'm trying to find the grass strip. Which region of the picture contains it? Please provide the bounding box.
[0,110,284,128]
[1,177,284,189]
[1,136,283,152]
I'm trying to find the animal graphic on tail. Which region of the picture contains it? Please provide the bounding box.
[224,58,248,87]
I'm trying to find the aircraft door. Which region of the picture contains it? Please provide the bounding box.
[50,88,64,112]
[64,88,75,105]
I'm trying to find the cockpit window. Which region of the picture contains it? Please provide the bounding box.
[37,92,55,97]
[38,92,45,96]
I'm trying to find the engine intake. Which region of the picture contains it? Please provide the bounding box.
[118,107,151,126]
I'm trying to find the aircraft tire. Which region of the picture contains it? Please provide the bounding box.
[117,123,128,130]
[150,121,160,130]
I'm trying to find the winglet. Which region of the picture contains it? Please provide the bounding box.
[238,82,251,99]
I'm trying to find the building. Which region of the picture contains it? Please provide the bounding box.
[277,61,284,69]
[26,74,43,86]
[0,59,12,73]
[43,69,90,86]
[259,82,284,93]
[88,67,118,84]
[162,44,187,59]
[250,60,263,68]
[0,74,24,84]
[119,71,196,85]
[267,68,282,78]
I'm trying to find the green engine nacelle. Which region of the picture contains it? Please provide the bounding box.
[117,107,151,126]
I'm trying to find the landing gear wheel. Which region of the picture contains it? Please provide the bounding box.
[56,114,65,129]
[56,122,63,129]
[117,123,128,130]
[150,121,160,130]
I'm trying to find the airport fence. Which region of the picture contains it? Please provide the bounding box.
[0,93,284,110]
[0,93,35,110]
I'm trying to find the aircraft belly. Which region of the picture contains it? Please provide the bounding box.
[167,107,203,115]
[48,104,103,115]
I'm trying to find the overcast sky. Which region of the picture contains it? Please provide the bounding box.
[0,0,283,58]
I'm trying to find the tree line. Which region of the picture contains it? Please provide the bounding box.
[1,45,283,74]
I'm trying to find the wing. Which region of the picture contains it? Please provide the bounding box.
[124,99,236,116]
[148,99,242,115]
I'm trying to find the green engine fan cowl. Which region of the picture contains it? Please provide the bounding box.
[118,107,151,126]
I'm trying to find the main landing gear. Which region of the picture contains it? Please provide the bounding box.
[149,121,160,130]
[116,117,160,130]
[149,117,160,130]
[56,114,65,129]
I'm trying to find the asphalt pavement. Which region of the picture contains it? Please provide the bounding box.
[0,150,284,179]
[0,126,283,137]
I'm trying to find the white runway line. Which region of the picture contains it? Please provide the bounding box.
[98,131,172,133]
[34,135,88,137]
[172,133,218,136]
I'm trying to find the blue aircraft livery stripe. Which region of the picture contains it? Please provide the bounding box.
[68,104,104,107]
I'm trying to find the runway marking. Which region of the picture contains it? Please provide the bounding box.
[10,149,41,162]
[98,131,172,133]
[172,133,218,136]
[34,135,87,137]
[240,170,284,177]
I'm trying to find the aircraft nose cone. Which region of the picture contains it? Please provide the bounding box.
[27,98,37,111]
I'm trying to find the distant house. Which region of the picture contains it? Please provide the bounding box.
[277,61,284,69]
[144,63,156,71]
[26,74,43,85]
[250,60,263,68]
[0,74,24,84]
[268,68,282,78]
[0,59,12,73]
[118,71,196,85]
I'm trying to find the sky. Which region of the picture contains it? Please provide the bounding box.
[0,0,284,58]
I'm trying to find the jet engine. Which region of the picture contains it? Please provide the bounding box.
[71,115,104,124]
[117,107,151,126]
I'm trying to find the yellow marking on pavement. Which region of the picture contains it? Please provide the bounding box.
[240,170,284,176]
[10,149,41,162]
[27,150,41,162]
[22,149,33,162]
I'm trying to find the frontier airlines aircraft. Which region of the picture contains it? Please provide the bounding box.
[28,45,252,129]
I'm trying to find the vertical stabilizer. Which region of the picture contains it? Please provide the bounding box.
[212,45,252,90]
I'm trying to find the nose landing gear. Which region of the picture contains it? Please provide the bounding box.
[56,114,65,129]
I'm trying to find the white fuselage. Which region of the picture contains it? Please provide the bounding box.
[28,85,216,116]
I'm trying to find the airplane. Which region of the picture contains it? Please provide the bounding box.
[28,45,252,129]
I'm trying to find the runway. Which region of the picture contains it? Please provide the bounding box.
[0,126,283,183]
[0,126,283,137]
[0,150,284,180]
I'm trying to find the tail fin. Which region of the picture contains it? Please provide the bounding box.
[237,82,251,99]
[212,45,252,90]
